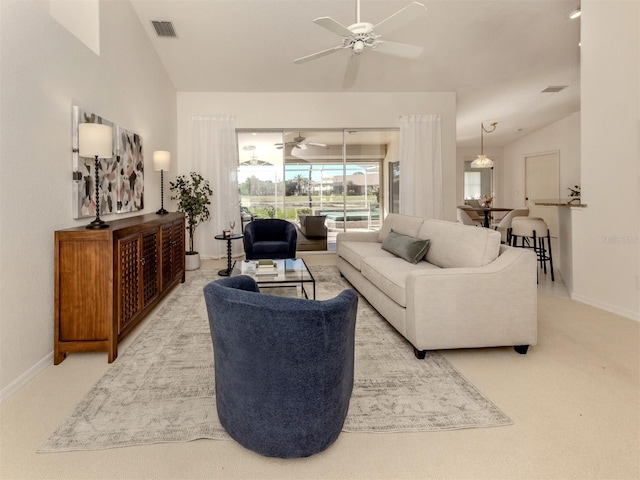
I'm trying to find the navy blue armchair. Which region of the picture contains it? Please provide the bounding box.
[243,219,297,260]
[203,275,358,458]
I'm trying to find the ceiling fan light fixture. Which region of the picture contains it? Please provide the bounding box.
[294,1,426,64]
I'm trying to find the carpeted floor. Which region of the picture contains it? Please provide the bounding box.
[39,266,511,453]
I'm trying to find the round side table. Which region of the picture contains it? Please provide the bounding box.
[214,233,244,276]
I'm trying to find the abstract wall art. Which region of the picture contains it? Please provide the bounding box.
[72,106,144,219]
[115,126,144,213]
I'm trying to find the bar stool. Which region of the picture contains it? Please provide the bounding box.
[510,217,554,281]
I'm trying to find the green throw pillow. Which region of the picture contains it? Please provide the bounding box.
[381,229,430,264]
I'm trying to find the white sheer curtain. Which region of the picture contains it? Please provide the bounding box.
[398,115,443,219]
[191,114,242,259]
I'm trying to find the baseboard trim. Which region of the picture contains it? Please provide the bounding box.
[570,293,640,322]
[0,352,53,404]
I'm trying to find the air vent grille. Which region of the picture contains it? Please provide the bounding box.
[152,21,177,38]
[541,85,568,93]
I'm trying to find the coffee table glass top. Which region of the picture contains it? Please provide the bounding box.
[233,258,313,283]
[232,258,316,299]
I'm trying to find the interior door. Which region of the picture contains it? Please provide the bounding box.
[525,152,559,237]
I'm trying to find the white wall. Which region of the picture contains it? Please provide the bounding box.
[502,112,581,208]
[177,92,457,257]
[573,0,640,320]
[0,0,177,399]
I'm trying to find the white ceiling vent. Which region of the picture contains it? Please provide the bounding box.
[541,85,568,93]
[152,21,177,38]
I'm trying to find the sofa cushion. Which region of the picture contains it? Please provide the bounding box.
[418,219,501,268]
[377,213,424,242]
[381,230,430,264]
[360,257,440,307]
[337,241,396,271]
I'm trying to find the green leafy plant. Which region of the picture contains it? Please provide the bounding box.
[264,205,276,218]
[567,185,581,204]
[170,172,213,254]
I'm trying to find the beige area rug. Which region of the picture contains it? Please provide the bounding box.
[39,266,512,453]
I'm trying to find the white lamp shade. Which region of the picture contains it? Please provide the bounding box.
[153,150,171,171]
[470,154,494,168]
[78,123,113,158]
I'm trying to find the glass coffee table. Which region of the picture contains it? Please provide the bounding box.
[231,258,316,299]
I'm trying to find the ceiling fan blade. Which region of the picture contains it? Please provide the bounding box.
[313,17,354,37]
[307,142,327,148]
[373,40,424,59]
[372,2,426,36]
[294,45,344,64]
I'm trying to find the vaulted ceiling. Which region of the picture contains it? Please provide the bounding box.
[130,0,581,147]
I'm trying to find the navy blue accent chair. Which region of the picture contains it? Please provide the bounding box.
[203,275,358,458]
[243,219,297,260]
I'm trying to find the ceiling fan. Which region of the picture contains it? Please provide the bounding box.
[275,133,327,150]
[294,0,427,64]
[241,145,272,165]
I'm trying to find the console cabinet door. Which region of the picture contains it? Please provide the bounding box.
[170,221,185,283]
[161,220,185,290]
[141,229,159,308]
[117,233,142,333]
[116,229,159,334]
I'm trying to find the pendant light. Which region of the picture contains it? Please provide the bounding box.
[471,122,498,168]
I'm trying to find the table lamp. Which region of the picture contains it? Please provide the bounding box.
[78,123,113,229]
[153,150,171,215]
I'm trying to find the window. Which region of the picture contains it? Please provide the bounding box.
[464,171,482,199]
[237,129,398,247]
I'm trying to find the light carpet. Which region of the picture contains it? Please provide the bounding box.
[39,266,512,453]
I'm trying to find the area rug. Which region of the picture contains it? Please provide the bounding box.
[39,266,512,453]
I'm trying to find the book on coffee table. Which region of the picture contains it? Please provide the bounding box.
[255,259,277,275]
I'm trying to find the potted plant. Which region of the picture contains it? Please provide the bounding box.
[170,172,213,270]
[567,185,581,205]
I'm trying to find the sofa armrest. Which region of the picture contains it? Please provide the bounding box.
[404,246,538,349]
[336,231,379,245]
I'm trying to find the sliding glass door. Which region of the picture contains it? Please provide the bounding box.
[237,129,399,248]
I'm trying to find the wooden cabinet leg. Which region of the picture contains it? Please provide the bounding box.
[54,350,67,365]
[108,344,118,363]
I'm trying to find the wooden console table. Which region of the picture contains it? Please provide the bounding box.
[54,212,185,364]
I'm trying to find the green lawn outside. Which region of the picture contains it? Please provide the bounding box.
[241,194,379,220]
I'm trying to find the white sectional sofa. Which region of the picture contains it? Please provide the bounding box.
[336,214,538,358]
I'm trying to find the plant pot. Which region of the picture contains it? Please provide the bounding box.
[185,252,200,271]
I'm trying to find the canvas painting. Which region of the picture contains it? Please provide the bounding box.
[72,106,144,218]
[115,126,144,213]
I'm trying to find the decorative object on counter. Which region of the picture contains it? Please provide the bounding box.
[170,172,213,270]
[480,195,493,207]
[78,123,113,229]
[567,185,581,204]
[153,151,170,215]
[471,121,498,169]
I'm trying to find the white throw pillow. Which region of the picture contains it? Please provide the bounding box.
[377,213,424,243]
[418,219,501,268]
